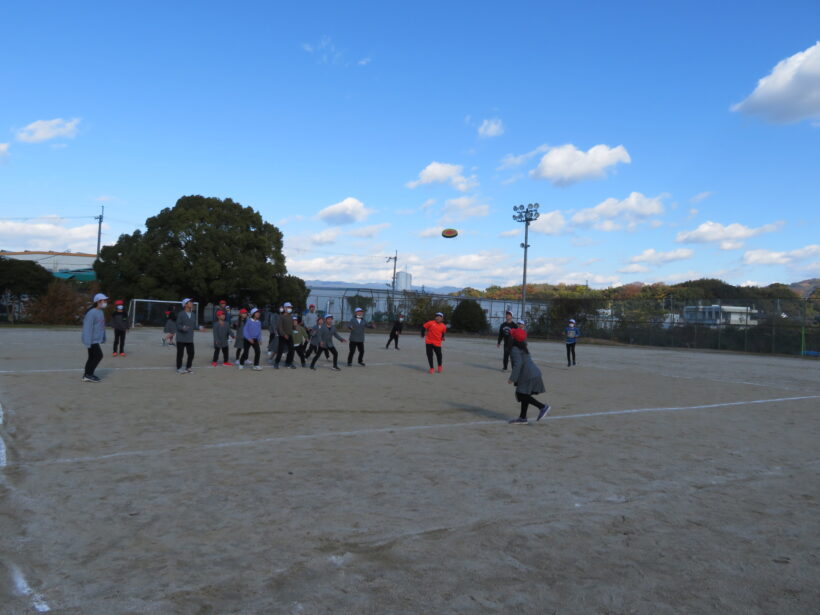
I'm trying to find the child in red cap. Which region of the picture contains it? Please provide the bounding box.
[507,325,550,424]
[111,300,129,356]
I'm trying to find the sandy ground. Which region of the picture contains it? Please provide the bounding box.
[0,326,818,614]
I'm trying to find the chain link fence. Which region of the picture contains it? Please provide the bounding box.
[305,286,820,357]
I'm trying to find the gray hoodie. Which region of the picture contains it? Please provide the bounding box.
[81,308,106,347]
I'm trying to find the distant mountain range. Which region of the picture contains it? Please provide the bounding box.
[789,278,820,298]
[305,280,460,294]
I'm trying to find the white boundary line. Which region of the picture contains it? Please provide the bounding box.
[14,395,818,469]
[10,563,51,612]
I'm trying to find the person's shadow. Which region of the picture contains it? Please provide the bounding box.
[445,401,509,421]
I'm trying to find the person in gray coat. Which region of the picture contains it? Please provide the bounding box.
[81,292,109,382]
[175,298,197,373]
[347,307,368,366]
[310,315,346,370]
[211,309,235,366]
[507,328,550,424]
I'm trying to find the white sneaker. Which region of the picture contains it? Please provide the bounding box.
[177,368,187,374]
[237,364,244,370]
[252,365,262,371]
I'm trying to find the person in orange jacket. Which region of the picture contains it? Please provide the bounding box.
[422,312,447,374]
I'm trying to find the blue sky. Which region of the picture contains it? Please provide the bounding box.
[1,1,818,289]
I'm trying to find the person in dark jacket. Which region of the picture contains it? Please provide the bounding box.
[311,315,346,370]
[162,310,176,346]
[110,300,129,356]
[175,298,197,374]
[81,292,108,382]
[211,309,235,366]
[496,311,518,371]
[274,301,296,369]
[386,314,404,349]
[507,328,550,424]
[564,318,581,367]
[347,307,368,366]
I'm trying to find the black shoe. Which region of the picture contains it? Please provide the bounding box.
[508,417,528,424]
[82,374,99,383]
[310,366,316,370]
[332,366,341,371]
[273,364,280,369]
[358,362,366,367]
[572,361,576,365]
[567,362,572,367]
[347,363,352,367]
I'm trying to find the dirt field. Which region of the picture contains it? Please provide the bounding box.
[1,326,818,614]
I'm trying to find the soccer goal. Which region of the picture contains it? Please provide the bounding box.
[128,299,199,328]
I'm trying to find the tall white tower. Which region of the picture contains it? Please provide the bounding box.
[395,271,412,291]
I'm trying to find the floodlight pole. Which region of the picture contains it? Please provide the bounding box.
[512,203,540,321]
[95,205,105,259]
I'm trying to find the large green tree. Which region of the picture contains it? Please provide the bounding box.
[95,195,304,306]
[0,257,54,323]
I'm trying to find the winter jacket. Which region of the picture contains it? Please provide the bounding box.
[509,346,546,395]
[110,311,129,331]
[348,317,368,343]
[175,310,197,343]
[81,308,106,347]
[212,320,234,348]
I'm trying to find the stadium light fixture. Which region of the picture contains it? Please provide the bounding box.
[512,203,540,320]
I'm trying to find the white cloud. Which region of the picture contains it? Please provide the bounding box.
[498,144,549,170]
[731,41,820,123]
[0,143,9,159]
[478,118,504,138]
[0,217,106,252]
[676,220,783,250]
[740,280,763,288]
[311,228,341,245]
[419,226,444,238]
[348,223,390,238]
[406,162,477,192]
[442,196,489,222]
[499,229,521,238]
[618,263,650,273]
[95,195,117,203]
[358,57,371,66]
[529,210,567,235]
[420,198,436,210]
[16,118,81,143]
[630,248,695,265]
[742,244,820,265]
[593,220,622,232]
[530,144,631,186]
[571,192,665,227]
[690,191,713,204]
[317,197,373,225]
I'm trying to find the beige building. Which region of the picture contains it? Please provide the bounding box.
[0,250,96,272]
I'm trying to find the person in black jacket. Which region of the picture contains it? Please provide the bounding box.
[111,300,129,356]
[496,311,518,371]
[386,314,404,349]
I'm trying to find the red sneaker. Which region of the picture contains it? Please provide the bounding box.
[437,365,443,373]
[429,368,434,374]
[120,353,126,357]
[112,352,118,357]
[222,362,234,366]
[211,361,218,367]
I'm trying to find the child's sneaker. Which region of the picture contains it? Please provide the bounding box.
[537,405,551,421]
[222,362,234,366]
[120,353,126,357]
[211,361,218,367]
[112,352,118,357]
[429,368,435,374]
[237,364,244,370]
[437,365,443,373]
[252,365,262,371]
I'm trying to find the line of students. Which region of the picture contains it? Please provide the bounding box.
[81,294,560,422]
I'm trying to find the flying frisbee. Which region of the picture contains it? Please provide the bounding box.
[441,228,458,238]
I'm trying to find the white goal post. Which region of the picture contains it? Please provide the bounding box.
[127,299,199,328]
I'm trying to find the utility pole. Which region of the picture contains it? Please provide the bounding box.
[512,203,540,321]
[95,205,105,259]
[386,251,398,316]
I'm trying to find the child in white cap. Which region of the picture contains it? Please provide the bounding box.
[240,307,263,370]
[176,298,196,373]
[347,307,368,366]
[564,318,580,367]
[81,293,109,382]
